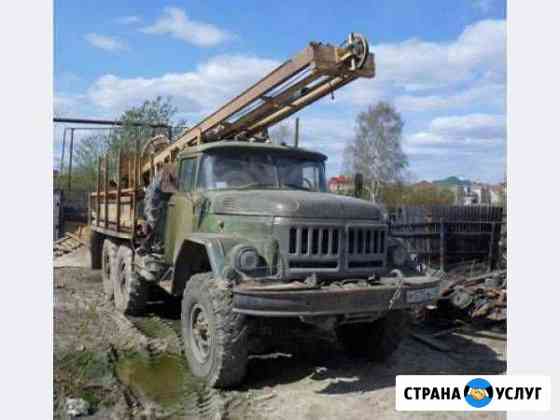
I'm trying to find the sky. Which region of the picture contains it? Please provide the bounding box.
[54,0,507,183]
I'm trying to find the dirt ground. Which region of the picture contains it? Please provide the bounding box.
[54,249,506,420]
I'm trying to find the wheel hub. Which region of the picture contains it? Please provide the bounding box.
[190,304,212,363]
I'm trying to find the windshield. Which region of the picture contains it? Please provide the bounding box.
[197,150,327,192]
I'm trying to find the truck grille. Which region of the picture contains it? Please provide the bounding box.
[274,220,387,276]
[346,226,386,269]
[288,227,340,256]
[347,227,385,255]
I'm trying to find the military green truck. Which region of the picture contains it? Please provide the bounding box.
[88,33,440,388]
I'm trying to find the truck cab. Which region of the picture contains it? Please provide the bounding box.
[165,141,398,292]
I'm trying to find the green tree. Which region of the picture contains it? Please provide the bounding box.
[109,96,180,153]
[376,182,408,208]
[377,183,455,209]
[404,184,454,206]
[64,96,183,192]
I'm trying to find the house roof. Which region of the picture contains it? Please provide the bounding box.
[328,175,352,186]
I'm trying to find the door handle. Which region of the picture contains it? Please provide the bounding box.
[168,203,175,207]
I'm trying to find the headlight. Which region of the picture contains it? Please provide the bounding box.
[390,245,408,267]
[232,245,259,272]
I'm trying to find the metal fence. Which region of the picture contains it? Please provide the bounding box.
[388,206,504,271]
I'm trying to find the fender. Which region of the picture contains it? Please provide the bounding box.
[171,233,251,295]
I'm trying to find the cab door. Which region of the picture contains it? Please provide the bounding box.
[164,157,198,264]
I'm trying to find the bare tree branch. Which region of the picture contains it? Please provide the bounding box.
[343,102,409,202]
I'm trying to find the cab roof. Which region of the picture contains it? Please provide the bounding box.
[177,140,327,161]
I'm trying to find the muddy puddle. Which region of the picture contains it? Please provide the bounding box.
[116,353,188,409]
[116,316,242,419]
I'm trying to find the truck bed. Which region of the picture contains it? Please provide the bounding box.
[89,187,145,239]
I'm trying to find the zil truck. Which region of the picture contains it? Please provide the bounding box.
[88,33,440,388]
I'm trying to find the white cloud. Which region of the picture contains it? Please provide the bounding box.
[141,7,233,47]
[404,113,507,182]
[430,113,505,140]
[395,81,505,112]
[87,55,279,115]
[84,33,128,52]
[377,20,504,89]
[81,19,506,117]
[116,15,142,25]
[333,77,390,107]
[341,19,505,113]
[54,93,89,115]
[406,113,505,147]
[54,94,77,114]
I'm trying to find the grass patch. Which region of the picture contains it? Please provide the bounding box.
[54,350,116,414]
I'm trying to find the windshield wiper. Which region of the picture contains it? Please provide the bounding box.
[282,183,311,191]
[233,183,276,190]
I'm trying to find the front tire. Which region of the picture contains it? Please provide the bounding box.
[336,310,410,361]
[181,273,248,388]
[113,245,148,315]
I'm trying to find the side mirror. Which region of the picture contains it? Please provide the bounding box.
[354,173,364,198]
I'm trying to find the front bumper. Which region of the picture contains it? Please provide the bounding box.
[233,276,440,317]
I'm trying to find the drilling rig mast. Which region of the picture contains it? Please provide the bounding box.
[142,32,375,176]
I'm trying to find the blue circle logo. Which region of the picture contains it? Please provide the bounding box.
[464,378,493,408]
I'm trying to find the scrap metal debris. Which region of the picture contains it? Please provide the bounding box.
[435,267,507,323]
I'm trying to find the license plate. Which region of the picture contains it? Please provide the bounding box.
[406,287,439,303]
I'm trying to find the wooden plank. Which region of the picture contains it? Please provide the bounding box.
[91,188,138,196]
[104,155,109,229]
[246,74,358,135]
[90,225,134,240]
[116,149,122,232]
[66,233,89,248]
[215,72,322,140]
[54,235,69,245]
[92,202,136,229]
[87,193,92,226]
[132,139,139,242]
[96,157,101,226]
[131,142,137,230]
[55,237,76,252]
[128,158,132,189]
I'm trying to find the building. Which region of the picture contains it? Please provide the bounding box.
[328,175,353,194]
[413,180,433,189]
[489,184,505,205]
[453,183,504,206]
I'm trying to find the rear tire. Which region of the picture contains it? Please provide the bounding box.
[181,273,248,388]
[90,231,103,269]
[114,245,148,315]
[336,310,410,362]
[101,239,117,301]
